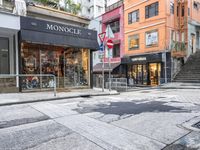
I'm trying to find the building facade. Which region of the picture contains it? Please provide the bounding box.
[0,1,99,92]
[123,0,173,86]
[93,0,124,88]
[75,0,105,19]
[171,0,200,76]
[0,0,21,92]
[123,0,200,86]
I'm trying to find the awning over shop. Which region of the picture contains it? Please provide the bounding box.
[93,62,120,72]
[20,29,99,50]
[20,16,99,50]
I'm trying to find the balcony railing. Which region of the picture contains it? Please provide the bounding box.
[0,0,14,13]
[171,41,187,58]
[105,0,123,12]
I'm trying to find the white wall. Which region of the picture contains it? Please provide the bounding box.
[74,0,105,19]
[88,16,102,66]
[106,0,120,7]
[0,13,20,30]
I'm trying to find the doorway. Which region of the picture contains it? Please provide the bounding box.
[149,63,161,86]
[0,37,9,74]
[191,34,196,53]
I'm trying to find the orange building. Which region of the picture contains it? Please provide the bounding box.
[122,0,200,86]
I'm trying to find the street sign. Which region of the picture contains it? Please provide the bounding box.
[107,39,113,49]
[99,43,104,51]
[98,32,106,43]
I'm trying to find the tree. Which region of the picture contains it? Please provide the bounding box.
[63,0,81,15]
[33,0,81,15]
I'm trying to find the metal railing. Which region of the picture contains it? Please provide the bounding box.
[105,0,123,12]
[106,78,127,92]
[0,74,56,96]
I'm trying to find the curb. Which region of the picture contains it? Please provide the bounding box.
[157,87,200,89]
[0,92,120,106]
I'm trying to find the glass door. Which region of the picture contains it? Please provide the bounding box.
[0,37,9,74]
[149,63,161,85]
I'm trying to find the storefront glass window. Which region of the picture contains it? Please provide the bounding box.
[21,43,90,90]
[128,64,147,85]
[146,30,158,47]
[128,34,139,50]
[0,37,9,74]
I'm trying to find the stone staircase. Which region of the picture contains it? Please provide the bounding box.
[174,51,200,83]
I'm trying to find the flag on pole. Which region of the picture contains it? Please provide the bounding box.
[105,25,114,38]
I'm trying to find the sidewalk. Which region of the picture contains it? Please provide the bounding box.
[0,88,119,106]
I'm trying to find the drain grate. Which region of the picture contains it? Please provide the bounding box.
[192,121,200,129]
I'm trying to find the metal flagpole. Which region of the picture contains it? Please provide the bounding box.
[102,44,105,92]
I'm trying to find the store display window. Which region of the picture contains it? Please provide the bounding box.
[21,42,90,90]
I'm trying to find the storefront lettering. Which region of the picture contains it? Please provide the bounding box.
[46,24,81,35]
[131,57,146,62]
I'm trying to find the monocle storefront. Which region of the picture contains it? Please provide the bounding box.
[19,17,98,90]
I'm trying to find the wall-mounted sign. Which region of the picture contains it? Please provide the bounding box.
[46,24,81,35]
[20,17,97,40]
[131,57,146,62]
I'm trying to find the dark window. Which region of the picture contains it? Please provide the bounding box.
[128,34,139,50]
[182,6,184,16]
[128,9,139,24]
[113,44,120,58]
[188,8,190,16]
[109,20,120,33]
[193,1,199,10]
[177,6,179,16]
[145,2,159,19]
[0,37,9,74]
[170,2,174,14]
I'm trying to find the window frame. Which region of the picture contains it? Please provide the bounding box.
[128,34,140,50]
[112,44,120,58]
[145,29,159,47]
[108,20,120,34]
[128,9,139,24]
[145,2,159,19]
[170,2,174,14]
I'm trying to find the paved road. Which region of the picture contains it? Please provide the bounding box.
[0,88,200,150]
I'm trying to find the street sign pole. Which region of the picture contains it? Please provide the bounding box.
[98,32,106,92]
[108,27,111,91]
[105,25,114,92]
[107,39,114,92]
[102,44,105,92]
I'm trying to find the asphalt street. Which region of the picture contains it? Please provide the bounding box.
[0,88,200,150]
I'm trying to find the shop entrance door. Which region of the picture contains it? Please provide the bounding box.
[64,64,81,87]
[149,63,161,85]
[0,38,9,74]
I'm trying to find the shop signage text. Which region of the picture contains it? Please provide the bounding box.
[46,24,81,35]
[131,57,146,62]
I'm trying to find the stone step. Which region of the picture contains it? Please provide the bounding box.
[174,80,200,83]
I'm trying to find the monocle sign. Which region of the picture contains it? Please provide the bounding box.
[46,24,81,35]
[20,17,97,41]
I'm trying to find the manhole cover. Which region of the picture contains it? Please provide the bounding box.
[192,121,200,129]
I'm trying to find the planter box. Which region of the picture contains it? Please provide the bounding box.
[171,50,186,58]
